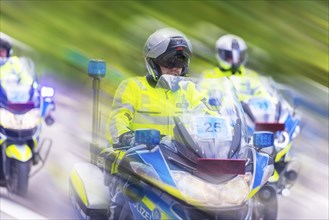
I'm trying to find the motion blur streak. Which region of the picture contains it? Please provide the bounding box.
[1,197,48,220]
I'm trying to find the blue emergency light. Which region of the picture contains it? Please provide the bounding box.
[253,131,274,148]
[135,129,160,146]
[88,59,106,78]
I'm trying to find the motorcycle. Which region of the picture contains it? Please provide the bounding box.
[230,74,302,197]
[0,57,55,197]
[69,61,276,220]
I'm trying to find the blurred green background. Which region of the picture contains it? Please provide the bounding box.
[1,0,328,92]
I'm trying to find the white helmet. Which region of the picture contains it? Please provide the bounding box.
[144,28,192,82]
[215,34,247,74]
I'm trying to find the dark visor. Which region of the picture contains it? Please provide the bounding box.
[155,51,189,69]
[218,49,246,64]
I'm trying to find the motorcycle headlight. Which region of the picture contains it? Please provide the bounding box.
[130,162,161,181]
[0,108,40,129]
[172,171,251,207]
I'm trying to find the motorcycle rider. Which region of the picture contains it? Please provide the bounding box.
[106,27,209,146]
[105,27,210,219]
[0,37,34,90]
[203,34,300,192]
[202,34,273,102]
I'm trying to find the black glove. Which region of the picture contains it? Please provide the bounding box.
[119,131,135,147]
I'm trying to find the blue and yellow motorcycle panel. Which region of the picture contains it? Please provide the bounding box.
[284,115,300,139]
[129,196,171,220]
[70,169,89,207]
[275,142,292,163]
[268,169,280,183]
[5,144,32,162]
[247,151,270,199]
[139,148,176,186]
[137,148,189,201]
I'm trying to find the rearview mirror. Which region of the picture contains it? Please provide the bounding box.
[41,86,54,98]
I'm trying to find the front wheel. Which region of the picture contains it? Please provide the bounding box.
[7,159,31,197]
[252,185,278,220]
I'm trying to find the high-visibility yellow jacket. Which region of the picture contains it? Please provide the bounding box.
[0,56,34,87]
[202,66,275,102]
[106,76,207,144]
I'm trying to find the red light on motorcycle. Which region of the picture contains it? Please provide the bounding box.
[255,123,285,132]
[196,158,246,175]
[7,102,34,112]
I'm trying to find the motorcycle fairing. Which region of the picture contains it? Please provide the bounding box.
[5,144,32,162]
[126,175,231,220]
[120,147,188,219]
[275,142,292,163]
[128,192,173,220]
[253,152,270,188]
[268,169,280,182]
[128,182,253,220]
[40,97,55,117]
[247,148,273,199]
[69,163,109,219]
[120,146,184,200]
[139,147,176,187]
[284,114,300,139]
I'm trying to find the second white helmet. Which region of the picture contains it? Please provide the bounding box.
[215,34,247,74]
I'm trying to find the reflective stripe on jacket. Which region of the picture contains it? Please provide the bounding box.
[106,76,206,144]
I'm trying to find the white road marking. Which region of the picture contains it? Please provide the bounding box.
[1,197,48,220]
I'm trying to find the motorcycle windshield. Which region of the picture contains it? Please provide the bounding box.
[0,83,38,114]
[0,57,38,104]
[230,75,281,123]
[156,75,248,159]
[3,84,33,103]
[247,97,278,122]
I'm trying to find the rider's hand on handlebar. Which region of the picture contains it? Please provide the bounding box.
[119,131,135,147]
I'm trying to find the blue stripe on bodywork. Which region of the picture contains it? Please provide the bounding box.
[284,115,300,139]
[253,152,269,188]
[139,148,176,187]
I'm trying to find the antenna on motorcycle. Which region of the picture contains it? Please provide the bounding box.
[88,59,106,164]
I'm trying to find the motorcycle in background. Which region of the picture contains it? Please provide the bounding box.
[230,74,302,197]
[0,57,55,197]
[69,61,277,220]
